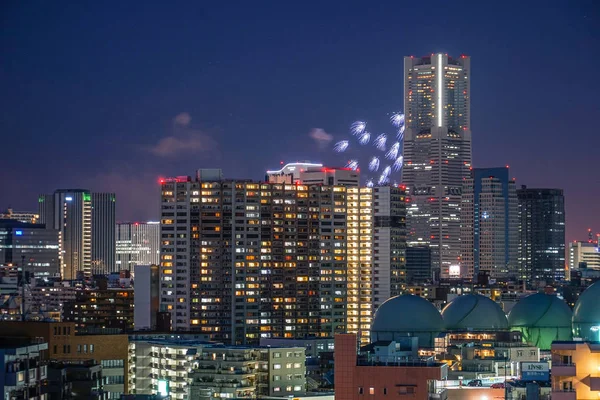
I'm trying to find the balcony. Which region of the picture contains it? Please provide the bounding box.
[552,363,576,376]
[551,390,576,400]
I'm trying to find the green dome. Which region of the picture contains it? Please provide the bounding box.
[508,293,572,350]
[573,281,600,340]
[371,295,443,348]
[442,294,508,331]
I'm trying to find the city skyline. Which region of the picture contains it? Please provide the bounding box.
[1,1,598,244]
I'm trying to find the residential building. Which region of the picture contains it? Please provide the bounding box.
[569,241,600,270]
[0,219,60,277]
[266,162,360,187]
[116,222,160,272]
[517,186,565,283]
[47,359,104,399]
[372,186,406,310]
[334,333,448,399]
[63,287,134,333]
[551,341,600,399]
[403,54,472,279]
[460,167,519,279]
[25,282,78,321]
[159,171,375,344]
[0,338,48,400]
[91,192,116,274]
[134,264,160,331]
[0,208,39,224]
[39,189,92,280]
[0,321,129,397]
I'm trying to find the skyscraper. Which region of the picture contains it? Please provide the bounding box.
[517,186,566,283]
[39,190,92,280]
[91,193,116,274]
[460,167,519,279]
[159,170,375,345]
[116,222,160,271]
[39,190,116,279]
[403,53,472,279]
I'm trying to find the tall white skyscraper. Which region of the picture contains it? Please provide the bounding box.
[116,222,160,271]
[403,53,472,279]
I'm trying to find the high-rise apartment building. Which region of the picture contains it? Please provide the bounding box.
[266,162,360,186]
[39,190,116,279]
[517,186,566,283]
[91,193,116,274]
[116,222,160,271]
[159,170,375,345]
[403,54,472,279]
[460,167,519,280]
[372,186,407,310]
[39,190,92,280]
[0,220,60,277]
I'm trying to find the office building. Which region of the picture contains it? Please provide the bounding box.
[569,241,600,270]
[39,190,116,278]
[460,167,519,279]
[39,189,92,280]
[159,171,374,344]
[91,192,116,274]
[0,208,39,224]
[405,246,431,283]
[116,222,160,271]
[0,219,60,277]
[63,287,134,333]
[266,162,360,186]
[517,186,565,283]
[403,54,472,279]
[134,264,160,331]
[372,186,406,310]
[0,338,48,400]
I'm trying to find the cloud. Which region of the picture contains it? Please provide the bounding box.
[309,128,333,149]
[173,112,191,127]
[145,112,217,157]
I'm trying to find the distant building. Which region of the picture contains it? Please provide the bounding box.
[63,287,134,333]
[116,222,160,271]
[0,208,39,224]
[403,54,472,279]
[266,162,360,186]
[405,246,431,283]
[0,219,60,277]
[461,167,519,279]
[517,186,565,283]
[133,264,159,331]
[569,241,600,270]
[91,193,116,274]
[0,338,48,399]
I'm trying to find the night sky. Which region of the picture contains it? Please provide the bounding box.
[1,1,599,242]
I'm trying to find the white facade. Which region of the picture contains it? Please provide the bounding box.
[266,162,360,187]
[403,54,472,279]
[569,241,600,270]
[116,222,160,272]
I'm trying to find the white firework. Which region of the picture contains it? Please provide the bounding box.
[334,140,349,153]
[397,124,405,140]
[366,179,374,188]
[374,134,387,150]
[392,155,404,172]
[368,157,380,172]
[346,159,359,170]
[385,142,400,160]
[350,121,366,136]
[390,113,405,127]
[358,131,370,145]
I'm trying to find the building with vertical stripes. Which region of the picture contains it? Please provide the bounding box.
[116,222,160,271]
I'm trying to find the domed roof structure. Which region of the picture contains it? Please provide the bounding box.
[371,295,443,348]
[508,293,572,350]
[442,294,508,331]
[573,281,600,340]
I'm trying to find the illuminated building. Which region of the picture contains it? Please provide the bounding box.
[403,54,472,279]
[516,186,565,283]
[0,338,48,399]
[569,241,600,270]
[91,192,116,274]
[460,167,518,279]
[116,222,160,271]
[63,287,134,333]
[159,170,375,345]
[266,162,360,186]
[0,208,39,224]
[0,219,60,277]
[551,341,600,399]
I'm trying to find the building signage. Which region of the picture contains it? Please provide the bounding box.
[521,362,549,381]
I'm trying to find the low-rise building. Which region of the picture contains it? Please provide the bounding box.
[63,287,134,333]
[47,359,104,399]
[551,341,600,399]
[0,338,48,399]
